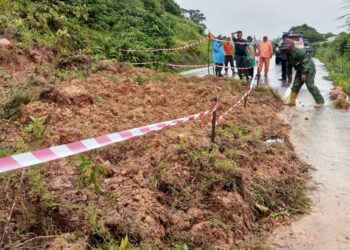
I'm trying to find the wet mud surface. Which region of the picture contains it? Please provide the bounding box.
[267,59,350,249]
[0,45,309,249]
[187,58,350,249]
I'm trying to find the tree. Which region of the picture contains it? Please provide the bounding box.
[160,0,182,16]
[182,9,206,31]
[324,32,336,39]
[289,24,326,43]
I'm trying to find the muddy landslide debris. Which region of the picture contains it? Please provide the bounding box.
[330,86,350,110]
[0,43,310,249]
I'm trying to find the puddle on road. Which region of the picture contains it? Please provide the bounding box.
[184,59,350,249]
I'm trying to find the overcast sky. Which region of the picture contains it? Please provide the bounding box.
[175,0,347,39]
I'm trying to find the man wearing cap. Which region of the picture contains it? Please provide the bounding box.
[285,44,325,108]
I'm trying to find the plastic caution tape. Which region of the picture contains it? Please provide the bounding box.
[131,62,255,70]
[0,104,218,174]
[119,38,206,53]
[216,70,257,123]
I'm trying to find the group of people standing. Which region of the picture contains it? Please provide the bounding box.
[212,31,273,80]
[212,31,325,108]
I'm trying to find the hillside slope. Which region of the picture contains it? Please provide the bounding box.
[0,0,207,65]
[0,43,310,249]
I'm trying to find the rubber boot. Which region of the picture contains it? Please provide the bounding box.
[284,90,298,106]
[314,103,323,108]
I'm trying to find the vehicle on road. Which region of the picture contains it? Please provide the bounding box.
[275,33,305,64]
[303,39,315,57]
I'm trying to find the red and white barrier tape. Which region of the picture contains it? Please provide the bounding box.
[131,62,209,68]
[216,70,257,123]
[0,104,218,174]
[120,39,206,53]
[131,61,255,70]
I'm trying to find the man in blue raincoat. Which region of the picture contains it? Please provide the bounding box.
[212,35,225,77]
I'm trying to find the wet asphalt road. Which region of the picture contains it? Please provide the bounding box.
[184,58,350,249]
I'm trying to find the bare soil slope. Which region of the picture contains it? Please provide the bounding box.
[0,44,310,249]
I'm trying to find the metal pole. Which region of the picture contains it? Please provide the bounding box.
[211,97,218,143]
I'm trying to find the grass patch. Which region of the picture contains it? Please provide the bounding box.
[217,122,261,142]
[249,178,311,220]
[1,88,32,119]
[27,165,59,209]
[75,154,108,195]
[208,213,232,231]
[317,39,350,95]
[130,75,148,85]
[87,203,113,244]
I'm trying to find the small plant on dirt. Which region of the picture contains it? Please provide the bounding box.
[209,213,232,231]
[87,203,113,244]
[106,192,120,207]
[131,75,147,85]
[213,159,239,174]
[249,178,311,220]
[172,243,189,250]
[157,161,170,172]
[253,237,272,250]
[25,116,46,140]
[0,144,11,157]
[118,236,130,250]
[0,136,27,160]
[27,165,59,209]
[71,69,88,79]
[92,236,132,250]
[75,154,108,195]
[103,72,118,82]
[1,88,31,119]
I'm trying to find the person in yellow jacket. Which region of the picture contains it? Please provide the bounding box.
[257,36,273,77]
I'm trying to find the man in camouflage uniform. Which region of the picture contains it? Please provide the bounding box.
[285,45,325,108]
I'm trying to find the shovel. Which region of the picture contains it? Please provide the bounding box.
[282,85,292,102]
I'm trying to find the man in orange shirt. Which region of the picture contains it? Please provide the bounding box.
[223,37,235,75]
[257,36,273,76]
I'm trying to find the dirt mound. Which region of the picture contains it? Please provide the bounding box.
[330,86,350,110]
[49,84,94,106]
[0,46,310,249]
[0,45,18,67]
[57,55,92,70]
[0,38,12,47]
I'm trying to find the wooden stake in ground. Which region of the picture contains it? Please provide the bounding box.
[208,30,211,75]
[211,97,218,143]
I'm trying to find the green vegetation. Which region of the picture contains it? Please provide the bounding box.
[289,24,326,43]
[0,88,32,119]
[181,9,207,31]
[25,116,46,140]
[0,0,207,66]
[317,32,350,95]
[172,243,189,250]
[27,165,59,209]
[75,154,108,195]
[249,178,311,219]
[88,203,113,244]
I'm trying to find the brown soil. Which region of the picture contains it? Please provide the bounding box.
[330,86,350,110]
[0,43,309,249]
